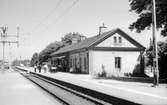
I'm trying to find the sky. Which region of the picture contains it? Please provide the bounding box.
[0,0,163,62]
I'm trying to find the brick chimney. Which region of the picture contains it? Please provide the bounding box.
[99,23,107,35]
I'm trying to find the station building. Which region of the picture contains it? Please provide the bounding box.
[51,28,145,77]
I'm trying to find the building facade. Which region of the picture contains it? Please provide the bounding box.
[51,28,145,76]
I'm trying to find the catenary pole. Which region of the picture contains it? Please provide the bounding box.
[152,0,159,86]
[0,27,19,70]
[0,27,8,69]
[2,41,5,69]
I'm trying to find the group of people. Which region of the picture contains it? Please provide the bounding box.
[34,64,49,73]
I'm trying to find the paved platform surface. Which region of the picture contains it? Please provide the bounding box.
[0,69,62,105]
[19,66,167,105]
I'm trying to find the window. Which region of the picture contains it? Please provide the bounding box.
[84,57,87,70]
[115,57,121,70]
[79,57,82,69]
[114,36,117,43]
[73,58,75,67]
[70,59,72,67]
[57,59,60,65]
[119,37,122,43]
[74,57,77,68]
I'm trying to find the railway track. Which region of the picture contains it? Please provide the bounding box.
[15,67,139,105]
[21,72,112,105]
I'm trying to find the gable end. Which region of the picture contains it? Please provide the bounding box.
[117,29,145,49]
[88,28,145,50]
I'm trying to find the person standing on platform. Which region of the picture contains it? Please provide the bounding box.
[38,65,41,73]
[34,65,37,72]
[43,64,48,73]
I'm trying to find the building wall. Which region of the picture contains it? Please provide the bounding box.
[69,51,89,73]
[90,50,141,77]
[89,50,93,74]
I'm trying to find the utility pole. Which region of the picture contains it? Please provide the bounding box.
[0,27,19,70]
[152,0,159,86]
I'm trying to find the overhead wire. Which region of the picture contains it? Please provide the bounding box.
[40,0,80,32]
[31,0,63,33]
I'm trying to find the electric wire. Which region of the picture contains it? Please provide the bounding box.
[31,0,63,33]
[46,0,79,29]
[33,0,79,34]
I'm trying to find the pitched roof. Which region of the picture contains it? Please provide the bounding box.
[51,28,145,56]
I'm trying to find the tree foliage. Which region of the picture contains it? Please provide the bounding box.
[12,59,30,66]
[30,52,39,66]
[61,32,86,45]
[38,41,64,64]
[145,41,167,78]
[157,41,167,78]
[37,32,86,64]
[129,0,167,36]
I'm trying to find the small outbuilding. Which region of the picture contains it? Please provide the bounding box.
[51,28,145,77]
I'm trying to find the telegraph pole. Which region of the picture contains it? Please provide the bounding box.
[152,0,159,86]
[0,27,19,70]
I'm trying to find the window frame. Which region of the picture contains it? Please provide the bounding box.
[114,36,117,44]
[115,57,121,69]
[118,37,122,43]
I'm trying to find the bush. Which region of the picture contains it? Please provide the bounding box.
[97,64,106,77]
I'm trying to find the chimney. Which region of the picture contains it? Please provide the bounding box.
[99,23,107,35]
[72,37,78,43]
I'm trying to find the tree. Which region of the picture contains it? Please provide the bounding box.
[11,59,20,66]
[157,41,167,78]
[12,59,30,66]
[145,41,167,78]
[61,32,86,45]
[38,41,64,64]
[129,0,167,36]
[38,32,86,64]
[30,53,38,66]
[21,59,31,66]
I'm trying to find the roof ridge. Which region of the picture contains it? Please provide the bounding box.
[51,28,119,56]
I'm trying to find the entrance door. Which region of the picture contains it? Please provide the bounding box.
[115,57,121,71]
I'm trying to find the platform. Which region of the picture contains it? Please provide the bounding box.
[0,69,62,105]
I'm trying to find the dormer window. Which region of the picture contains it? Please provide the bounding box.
[119,37,122,43]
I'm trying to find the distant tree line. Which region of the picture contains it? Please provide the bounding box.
[12,59,30,66]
